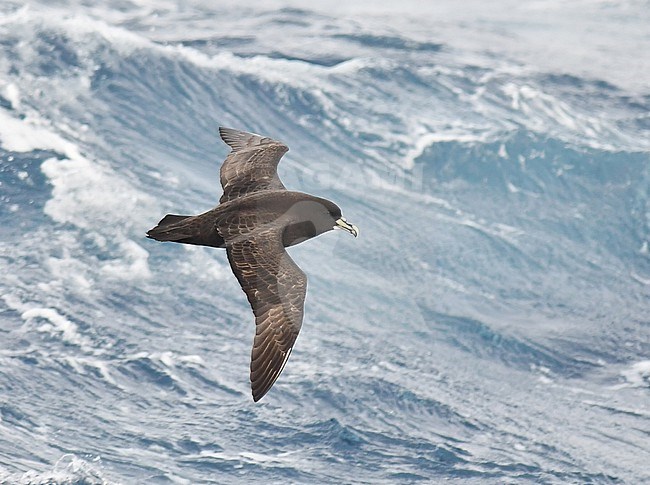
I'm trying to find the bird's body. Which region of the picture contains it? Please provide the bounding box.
[147,128,358,401]
[149,190,343,249]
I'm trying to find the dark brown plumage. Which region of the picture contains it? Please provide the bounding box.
[147,127,358,401]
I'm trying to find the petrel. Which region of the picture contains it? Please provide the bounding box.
[147,127,359,401]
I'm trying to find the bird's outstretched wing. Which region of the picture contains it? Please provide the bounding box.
[218,127,289,204]
[226,228,307,401]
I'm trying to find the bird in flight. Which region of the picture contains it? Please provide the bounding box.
[147,127,359,401]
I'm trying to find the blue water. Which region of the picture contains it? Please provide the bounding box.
[1,1,649,483]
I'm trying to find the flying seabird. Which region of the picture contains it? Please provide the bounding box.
[147,127,359,401]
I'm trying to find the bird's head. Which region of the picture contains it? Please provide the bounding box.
[317,199,359,238]
[282,197,359,246]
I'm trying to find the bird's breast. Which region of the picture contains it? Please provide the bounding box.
[282,220,318,247]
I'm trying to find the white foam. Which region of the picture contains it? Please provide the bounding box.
[47,250,94,293]
[506,182,520,193]
[178,354,205,365]
[3,454,114,485]
[1,4,151,54]
[0,110,83,156]
[402,131,489,170]
[21,307,93,350]
[101,239,152,280]
[197,450,297,467]
[1,82,20,109]
[64,356,117,385]
[178,246,230,282]
[2,293,28,313]
[172,47,321,87]
[126,351,205,368]
[621,361,650,388]
[40,155,153,229]
[26,123,158,283]
[640,241,649,255]
[363,169,455,210]
[159,352,205,367]
[0,4,29,26]
[630,271,650,286]
[64,356,87,374]
[442,214,523,245]
[5,5,341,91]
[0,16,156,285]
[499,82,630,150]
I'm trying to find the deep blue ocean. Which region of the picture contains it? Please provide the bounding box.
[1,1,649,483]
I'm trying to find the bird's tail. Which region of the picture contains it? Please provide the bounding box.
[146,214,225,248]
[146,214,193,242]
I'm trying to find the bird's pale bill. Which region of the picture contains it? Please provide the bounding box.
[334,217,359,238]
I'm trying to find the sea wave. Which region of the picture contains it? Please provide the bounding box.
[1,1,649,483]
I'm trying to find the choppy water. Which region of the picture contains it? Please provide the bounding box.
[1,1,649,483]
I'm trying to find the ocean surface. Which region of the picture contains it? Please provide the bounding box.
[1,1,649,483]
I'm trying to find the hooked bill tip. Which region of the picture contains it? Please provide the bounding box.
[334,217,359,237]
